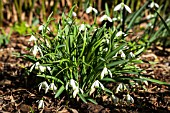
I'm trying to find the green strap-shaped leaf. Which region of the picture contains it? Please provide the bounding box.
[55,85,65,98]
[106,43,126,59]
[126,0,151,32]
[37,75,64,84]
[87,98,98,104]
[155,11,170,35]
[78,93,87,103]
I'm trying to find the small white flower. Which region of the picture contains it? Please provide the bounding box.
[101,67,112,79]
[29,35,37,42]
[79,24,86,31]
[126,94,134,104]
[39,25,50,31]
[32,45,39,56]
[116,31,127,37]
[103,48,108,52]
[39,65,46,72]
[38,81,49,93]
[90,80,104,95]
[70,79,78,90]
[99,15,112,22]
[120,50,126,59]
[129,52,135,58]
[148,2,159,8]
[115,83,123,93]
[49,83,57,93]
[73,87,79,98]
[112,95,119,104]
[47,66,51,71]
[37,99,44,109]
[68,79,81,98]
[86,6,98,14]
[116,83,129,93]
[72,12,77,17]
[114,3,132,13]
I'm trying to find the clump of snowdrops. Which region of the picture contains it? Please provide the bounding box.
[23,2,164,109]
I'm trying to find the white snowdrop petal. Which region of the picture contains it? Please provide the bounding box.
[38,100,44,109]
[86,6,93,13]
[29,35,36,42]
[114,3,122,11]
[72,12,77,17]
[94,80,99,87]
[112,18,117,21]
[90,87,95,95]
[73,88,79,98]
[124,5,132,13]
[116,31,124,37]
[92,8,98,14]
[120,50,126,59]
[38,25,44,31]
[99,82,105,90]
[148,2,154,8]
[108,70,112,78]
[101,67,107,79]
[32,45,38,56]
[79,24,86,31]
[154,3,159,8]
[99,15,108,22]
[39,65,46,72]
[70,79,77,90]
[107,17,113,22]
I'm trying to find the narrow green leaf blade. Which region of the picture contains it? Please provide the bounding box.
[55,85,65,98]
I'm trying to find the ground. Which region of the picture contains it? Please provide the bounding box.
[0,28,170,113]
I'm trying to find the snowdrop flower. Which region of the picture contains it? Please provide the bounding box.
[129,52,135,58]
[47,66,51,71]
[112,95,119,104]
[39,65,46,72]
[119,50,126,59]
[29,35,37,42]
[99,15,112,22]
[34,62,46,72]
[73,87,79,98]
[37,99,45,109]
[116,31,127,37]
[79,24,86,31]
[148,2,159,8]
[39,25,50,31]
[103,48,108,52]
[90,80,104,95]
[114,2,132,13]
[49,83,57,93]
[38,81,49,93]
[72,12,77,17]
[32,45,39,56]
[86,6,98,14]
[101,67,112,79]
[126,94,134,104]
[67,79,82,98]
[31,45,43,57]
[115,83,129,93]
[69,79,78,90]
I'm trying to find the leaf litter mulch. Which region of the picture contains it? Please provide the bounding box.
[0,28,170,113]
